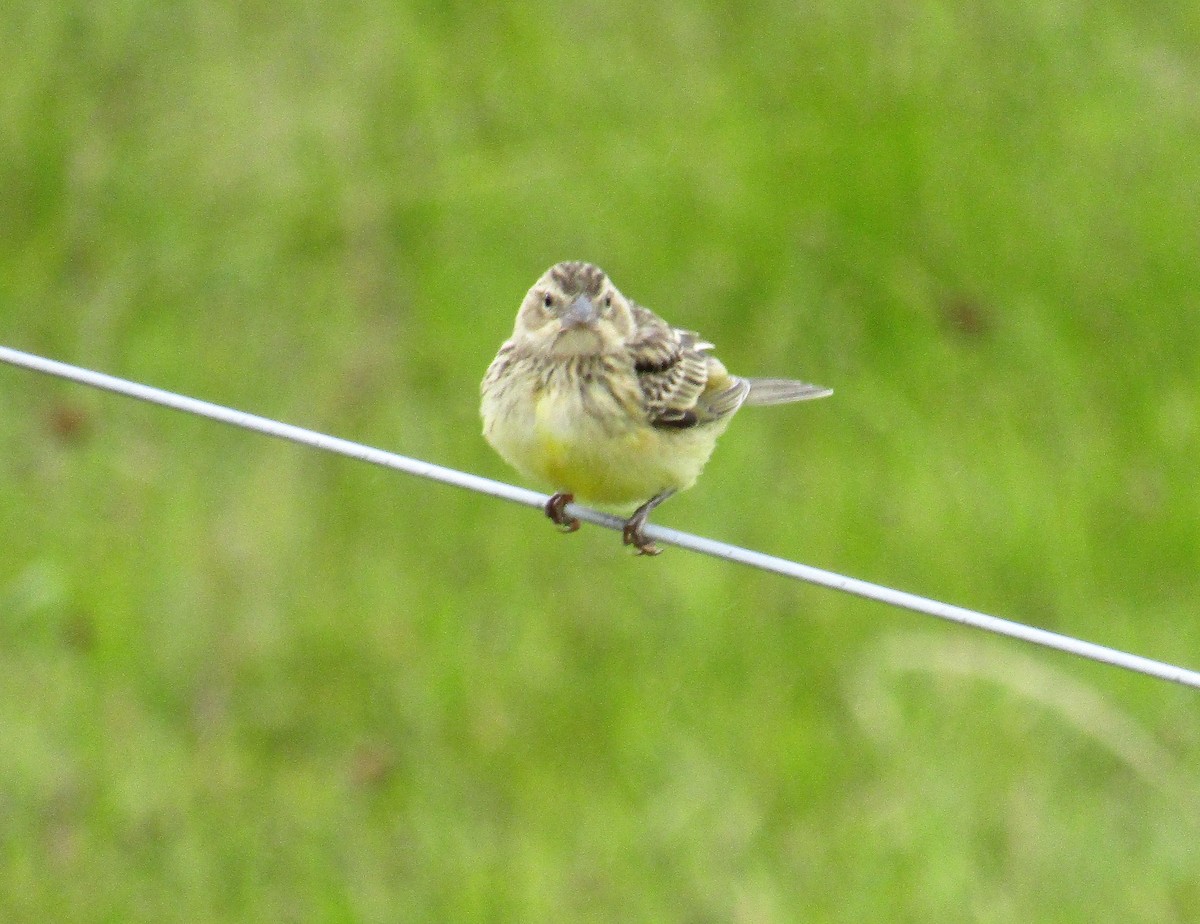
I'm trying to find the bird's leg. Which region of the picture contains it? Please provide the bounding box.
[544,492,581,533]
[622,490,676,556]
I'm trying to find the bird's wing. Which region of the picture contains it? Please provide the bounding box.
[626,303,749,430]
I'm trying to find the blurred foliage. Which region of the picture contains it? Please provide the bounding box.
[2,1,1199,921]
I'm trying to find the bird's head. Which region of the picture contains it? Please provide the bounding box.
[512,262,636,356]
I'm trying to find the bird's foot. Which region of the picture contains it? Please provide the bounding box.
[622,512,662,556]
[621,489,676,556]
[544,492,581,533]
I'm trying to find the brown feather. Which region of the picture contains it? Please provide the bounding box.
[622,301,753,430]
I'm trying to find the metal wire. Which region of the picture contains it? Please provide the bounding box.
[3,343,1198,690]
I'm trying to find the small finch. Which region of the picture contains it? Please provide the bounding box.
[481,262,831,555]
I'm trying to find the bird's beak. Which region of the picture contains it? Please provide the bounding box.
[559,294,599,331]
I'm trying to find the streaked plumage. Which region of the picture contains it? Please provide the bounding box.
[481,261,831,554]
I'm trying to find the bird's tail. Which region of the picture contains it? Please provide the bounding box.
[742,378,833,406]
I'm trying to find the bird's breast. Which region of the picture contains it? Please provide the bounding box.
[483,355,717,506]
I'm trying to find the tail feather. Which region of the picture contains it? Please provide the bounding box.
[742,377,833,406]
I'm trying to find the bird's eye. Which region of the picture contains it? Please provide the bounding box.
[543,293,554,308]
[604,295,613,308]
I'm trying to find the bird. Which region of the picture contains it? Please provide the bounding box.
[480,261,831,555]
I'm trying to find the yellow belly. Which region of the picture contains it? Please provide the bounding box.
[483,379,725,509]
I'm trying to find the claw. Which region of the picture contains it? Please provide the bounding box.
[621,489,676,556]
[622,519,662,556]
[544,492,580,533]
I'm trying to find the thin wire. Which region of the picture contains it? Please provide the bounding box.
[3,343,1198,690]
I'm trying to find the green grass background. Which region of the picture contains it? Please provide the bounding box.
[2,1,1199,921]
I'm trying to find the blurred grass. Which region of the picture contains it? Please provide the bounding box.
[2,1,1199,921]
